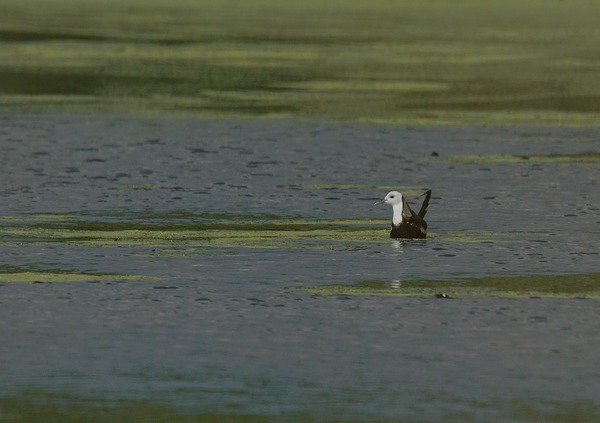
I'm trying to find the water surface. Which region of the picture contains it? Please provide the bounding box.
[0,112,599,421]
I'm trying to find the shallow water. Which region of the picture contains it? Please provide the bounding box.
[0,111,599,421]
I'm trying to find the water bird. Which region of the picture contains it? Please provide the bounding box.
[375,189,432,239]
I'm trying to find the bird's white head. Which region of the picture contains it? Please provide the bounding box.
[378,191,403,206]
[374,191,405,225]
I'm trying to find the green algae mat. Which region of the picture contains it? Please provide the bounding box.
[438,151,600,165]
[302,273,600,299]
[2,393,597,423]
[2,0,600,126]
[0,269,151,284]
[0,212,386,249]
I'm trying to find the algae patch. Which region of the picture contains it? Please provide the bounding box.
[0,392,598,423]
[0,267,153,284]
[439,151,600,165]
[302,273,600,298]
[0,212,389,249]
[1,226,384,249]
[0,392,278,423]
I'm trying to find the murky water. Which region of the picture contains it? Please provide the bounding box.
[0,111,599,421]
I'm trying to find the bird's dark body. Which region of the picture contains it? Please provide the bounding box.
[390,221,427,239]
[390,189,431,239]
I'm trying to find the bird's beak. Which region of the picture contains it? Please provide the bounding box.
[374,199,385,205]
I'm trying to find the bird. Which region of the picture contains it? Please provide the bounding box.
[374,189,432,239]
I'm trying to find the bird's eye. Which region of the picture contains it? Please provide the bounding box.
[390,195,395,199]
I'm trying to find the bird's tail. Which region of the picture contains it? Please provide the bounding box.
[418,190,432,218]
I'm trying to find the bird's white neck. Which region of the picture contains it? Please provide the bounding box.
[391,202,404,226]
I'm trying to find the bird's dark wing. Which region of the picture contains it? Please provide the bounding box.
[417,190,432,219]
[405,213,427,230]
[403,200,427,230]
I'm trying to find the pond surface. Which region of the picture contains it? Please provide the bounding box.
[0,111,599,421]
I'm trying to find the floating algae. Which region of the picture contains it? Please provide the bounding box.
[303,273,600,298]
[439,151,600,165]
[0,213,386,250]
[0,265,153,283]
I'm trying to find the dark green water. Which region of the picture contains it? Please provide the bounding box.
[2,0,600,126]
